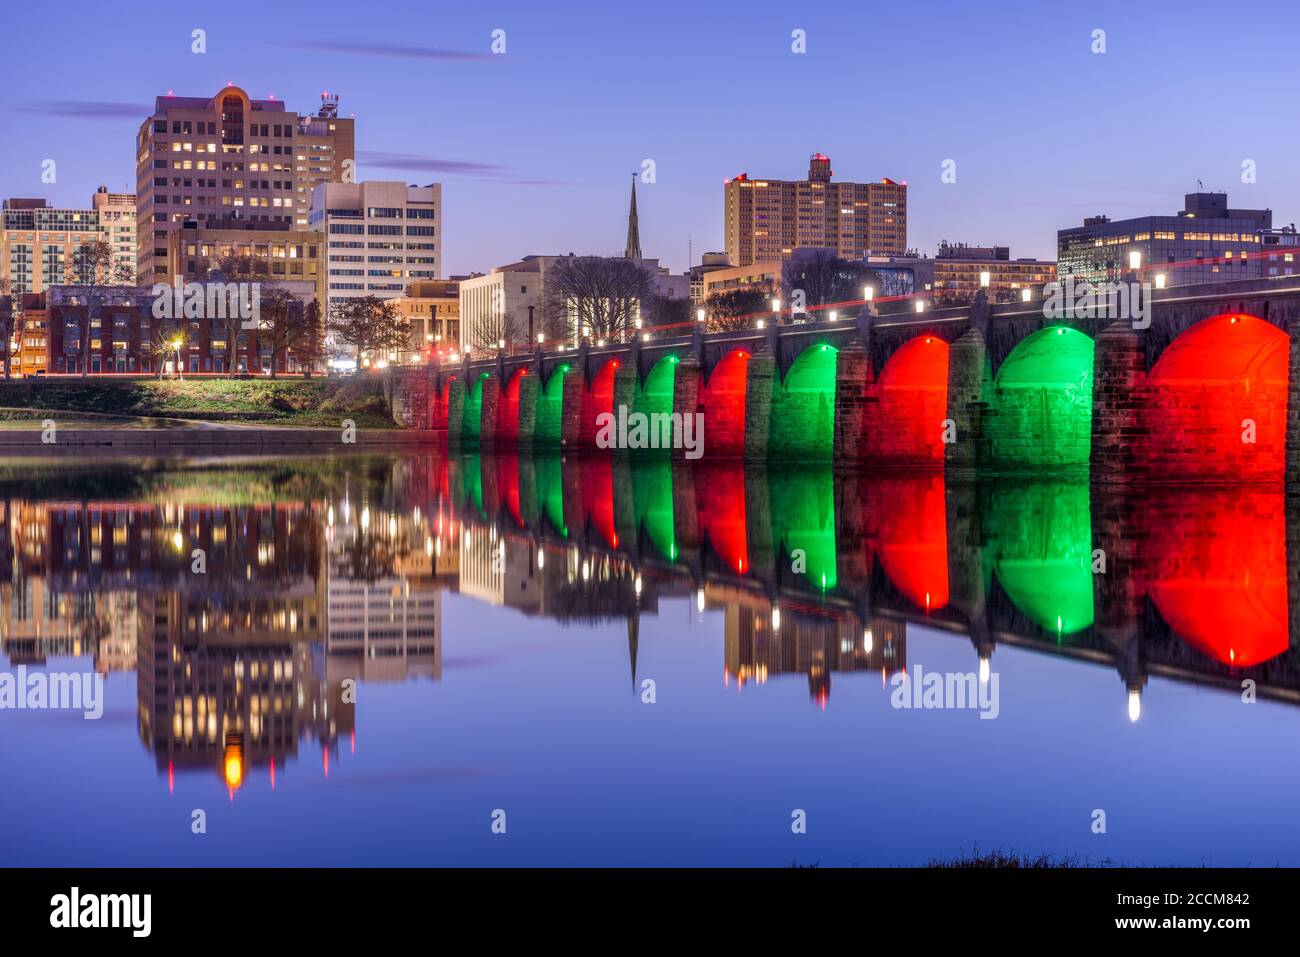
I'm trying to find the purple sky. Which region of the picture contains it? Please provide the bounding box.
[4,0,1298,275]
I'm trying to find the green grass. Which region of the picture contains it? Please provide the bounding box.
[0,377,396,429]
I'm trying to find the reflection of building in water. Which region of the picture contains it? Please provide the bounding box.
[136,590,352,792]
[326,510,441,683]
[717,583,906,703]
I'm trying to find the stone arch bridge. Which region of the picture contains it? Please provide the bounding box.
[388,275,1300,482]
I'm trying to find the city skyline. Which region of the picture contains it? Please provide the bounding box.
[5,0,1300,277]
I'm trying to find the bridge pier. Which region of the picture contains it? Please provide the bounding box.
[944,329,991,479]
[1287,319,1300,485]
[517,373,539,449]
[444,377,466,446]
[673,356,703,458]
[561,367,586,449]
[479,375,501,448]
[833,341,874,464]
[744,349,776,462]
[1091,321,1146,484]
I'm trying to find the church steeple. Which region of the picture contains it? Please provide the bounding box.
[624,173,642,260]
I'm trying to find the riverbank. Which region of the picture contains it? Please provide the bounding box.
[0,376,395,429]
[0,425,441,450]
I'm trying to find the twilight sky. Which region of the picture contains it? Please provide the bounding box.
[3,0,1298,276]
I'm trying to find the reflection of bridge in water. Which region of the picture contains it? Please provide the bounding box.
[434,450,1300,713]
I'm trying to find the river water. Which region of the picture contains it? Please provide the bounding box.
[0,452,1296,866]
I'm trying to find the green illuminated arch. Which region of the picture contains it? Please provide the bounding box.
[634,354,680,452]
[986,327,1094,469]
[462,372,490,444]
[771,343,837,462]
[535,365,570,448]
[770,467,837,591]
[984,482,1093,637]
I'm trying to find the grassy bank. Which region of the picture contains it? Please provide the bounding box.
[0,376,395,428]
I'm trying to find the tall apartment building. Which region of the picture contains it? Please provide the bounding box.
[1057,192,1280,287]
[724,153,908,267]
[135,85,355,281]
[390,278,460,363]
[309,181,441,319]
[0,192,130,294]
[932,242,1056,305]
[92,187,137,282]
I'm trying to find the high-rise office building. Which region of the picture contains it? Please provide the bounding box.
[134,85,355,281]
[724,153,908,267]
[0,192,128,294]
[1057,192,1284,287]
[310,181,441,321]
[92,186,137,283]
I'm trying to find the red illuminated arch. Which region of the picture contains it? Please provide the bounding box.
[701,349,750,456]
[1145,488,1286,667]
[1147,313,1287,479]
[868,336,949,467]
[433,375,458,431]
[498,369,527,442]
[696,462,748,573]
[580,359,620,447]
[869,474,949,611]
[579,456,618,547]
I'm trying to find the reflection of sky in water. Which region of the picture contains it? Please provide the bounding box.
[1,453,1297,867]
[4,592,1300,867]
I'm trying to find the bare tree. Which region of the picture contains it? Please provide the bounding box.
[702,288,771,333]
[291,299,327,377]
[781,249,880,318]
[470,307,524,352]
[0,278,13,379]
[258,286,303,378]
[63,239,135,377]
[208,252,270,376]
[542,255,652,343]
[329,296,410,369]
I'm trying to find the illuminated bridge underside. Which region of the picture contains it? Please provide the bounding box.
[400,295,1300,482]
[440,451,1300,705]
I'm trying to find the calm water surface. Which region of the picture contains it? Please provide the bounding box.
[1,452,1297,866]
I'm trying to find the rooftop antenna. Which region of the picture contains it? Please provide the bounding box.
[1197,178,1204,191]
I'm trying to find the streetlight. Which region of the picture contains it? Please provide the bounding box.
[1155,273,1167,289]
[1021,288,1032,302]
[536,332,545,345]
[171,337,184,379]
[756,318,766,330]
[696,308,706,324]
[863,285,874,302]
[1128,250,1143,271]
[914,301,926,313]
[828,310,838,321]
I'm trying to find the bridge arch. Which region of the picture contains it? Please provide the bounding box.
[869,335,949,467]
[635,354,680,450]
[985,326,1094,469]
[1146,488,1286,666]
[771,342,837,461]
[701,348,750,456]
[433,374,458,430]
[1146,313,1287,479]
[580,358,621,448]
[498,368,527,442]
[463,372,491,444]
[534,364,570,448]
